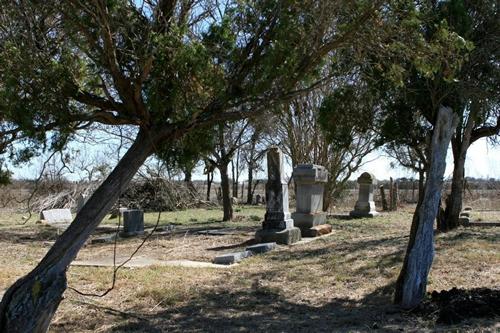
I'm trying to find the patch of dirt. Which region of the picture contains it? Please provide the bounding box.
[414,288,500,324]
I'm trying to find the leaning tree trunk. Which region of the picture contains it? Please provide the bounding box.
[394,106,458,309]
[0,129,157,332]
[219,163,233,221]
[442,117,473,231]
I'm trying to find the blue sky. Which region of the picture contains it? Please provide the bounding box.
[11,135,500,182]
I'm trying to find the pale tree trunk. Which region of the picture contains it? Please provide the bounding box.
[442,116,474,231]
[219,163,233,221]
[0,129,157,332]
[394,106,459,309]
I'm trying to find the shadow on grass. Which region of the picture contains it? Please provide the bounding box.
[436,229,499,247]
[0,225,61,243]
[104,283,406,333]
[206,238,257,251]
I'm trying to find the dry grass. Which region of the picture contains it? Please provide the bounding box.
[0,206,498,332]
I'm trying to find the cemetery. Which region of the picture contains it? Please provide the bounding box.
[0,145,499,332]
[0,1,499,332]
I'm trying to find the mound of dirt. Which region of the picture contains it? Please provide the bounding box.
[414,288,500,324]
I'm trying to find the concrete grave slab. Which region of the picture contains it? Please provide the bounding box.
[213,251,253,265]
[469,221,500,227]
[40,209,73,223]
[246,242,276,254]
[72,257,232,269]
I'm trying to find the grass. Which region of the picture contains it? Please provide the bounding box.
[0,206,498,332]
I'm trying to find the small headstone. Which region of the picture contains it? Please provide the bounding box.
[349,172,379,218]
[40,209,73,223]
[120,209,144,237]
[291,164,330,237]
[255,194,262,205]
[213,251,253,265]
[246,242,276,254]
[255,147,301,245]
[459,216,470,226]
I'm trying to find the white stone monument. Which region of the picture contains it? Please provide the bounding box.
[350,172,379,218]
[291,164,330,236]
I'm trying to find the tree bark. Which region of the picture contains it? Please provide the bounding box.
[219,163,233,221]
[183,169,197,193]
[442,116,473,231]
[206,171,213,202]
[246,163,254,204]
[0,129,157,332]
[394,106,458,309]
[322,181,332,212]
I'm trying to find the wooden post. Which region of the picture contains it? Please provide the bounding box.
[389,177,394,211]
[380,185,388,211]
[392,181,398,211]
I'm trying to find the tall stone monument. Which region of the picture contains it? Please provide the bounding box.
[291,164,330,236]
[350,172,379,218]
[255,147,301,244]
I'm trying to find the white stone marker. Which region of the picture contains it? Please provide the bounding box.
[291,164,328,232]
[349,172,379,218]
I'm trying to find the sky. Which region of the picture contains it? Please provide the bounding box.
[10,136,500,182]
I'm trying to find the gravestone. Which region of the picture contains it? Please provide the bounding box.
[255,147,301,245]
[255,194,262,205]
[350,172,379,218]
[40,209,73,223]
[291,164,330,236]
[120,209,145,237]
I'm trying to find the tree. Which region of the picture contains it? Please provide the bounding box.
[318,0,473,307]
[274,85,378,211]
[156,129,214,193]
[1,1,384,329]
[206,120,250,221]
[241,123,267,204]
[440,0,500,231]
